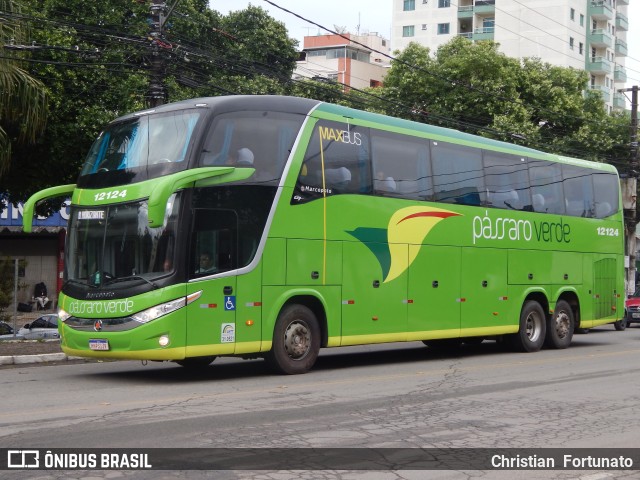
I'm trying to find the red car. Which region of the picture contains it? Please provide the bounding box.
[624,289,640,328]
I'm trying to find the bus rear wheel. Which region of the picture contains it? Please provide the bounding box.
[266,304,320,375]
[508,300,546,352]
[544,300,574,349]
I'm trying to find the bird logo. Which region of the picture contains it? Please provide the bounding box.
[347,206,461,283]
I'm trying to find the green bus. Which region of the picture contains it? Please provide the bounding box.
[23,95,625,374]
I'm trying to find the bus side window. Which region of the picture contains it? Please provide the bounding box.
[431,141,485,206]
[529,160,565,215]
[483,152,530,210]
[293,121,371,203]
[370,130,433,199]
[593,172,619,218]
[190,208,238,277]
[563,164,595,217]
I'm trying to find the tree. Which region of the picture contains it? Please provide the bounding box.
[0,1,300,205]
[375,36,629,163]
[0,0,47,179]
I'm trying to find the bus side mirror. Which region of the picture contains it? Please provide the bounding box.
[146,167,254,227]
[22,184,76,233]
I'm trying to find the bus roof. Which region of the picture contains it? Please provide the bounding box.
[113,95,321,122]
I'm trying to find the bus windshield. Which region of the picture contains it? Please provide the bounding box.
[78,110,201,187]
[65,193,181,289]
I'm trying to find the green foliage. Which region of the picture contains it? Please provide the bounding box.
[0,0,48,177]
[0,1,300,205]
[0,1,631,207]
[376,36,630,165]
[219,6,298,81]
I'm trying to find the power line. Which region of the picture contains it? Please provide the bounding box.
[1,1,629,165]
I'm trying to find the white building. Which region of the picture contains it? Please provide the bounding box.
[392,0,629,112]
[294,32,391,91]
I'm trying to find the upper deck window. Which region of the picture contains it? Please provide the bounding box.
[198,111,306,186]
[78,110,201,188]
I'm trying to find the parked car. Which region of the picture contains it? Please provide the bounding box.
[0,321,24,340]
[17,314,60,340]
[624,289,640,328]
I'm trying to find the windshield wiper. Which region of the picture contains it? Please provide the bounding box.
[104,275,158,289]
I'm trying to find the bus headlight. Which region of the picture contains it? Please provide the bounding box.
[58,308,71,322]
[131,297,186,324]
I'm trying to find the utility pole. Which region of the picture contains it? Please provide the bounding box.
[619,85,639,295]
[147,0,180,107]
[147,0,167,107]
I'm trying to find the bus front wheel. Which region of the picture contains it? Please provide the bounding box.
[544,300,574,349]
[508,300,546,352]
[266,304,320,375]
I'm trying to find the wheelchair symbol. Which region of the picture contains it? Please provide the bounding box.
[224,296,236,311]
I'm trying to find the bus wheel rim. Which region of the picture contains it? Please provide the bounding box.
[283,320,311,360]
[525,312,541,342]
[555,311,570,339]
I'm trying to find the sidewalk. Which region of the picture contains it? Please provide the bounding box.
[0,338,85,366]
[0,351,77,366]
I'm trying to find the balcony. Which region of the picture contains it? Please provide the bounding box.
[614,65,627,83]
[589,28,613,48]
[474,0,495,14]
[587,56,612,74]
[616,12,628,31]
[615,39,628,57]
[473,26,495,41]
[457,5,473,18]
[589,1,613,21]
[589,85,611,103]
[613,93,626,110]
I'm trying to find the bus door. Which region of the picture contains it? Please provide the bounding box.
[186,208,238,354]
[341,241,408,343]
[460,248,511,333]
[408,245,461,338]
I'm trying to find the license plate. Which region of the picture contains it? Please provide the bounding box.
[89,339,110,351]
[632,313,640,319]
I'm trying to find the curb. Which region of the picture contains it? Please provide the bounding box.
[0,353,85,365]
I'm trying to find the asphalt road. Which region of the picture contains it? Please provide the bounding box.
[2,324,640,480]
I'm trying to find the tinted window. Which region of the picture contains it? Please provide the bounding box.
[592,171,619,218]
[78,110,200,188]
[191,186,276,276]
[529,160,565,214]
[431,141,485,206]
[191,209,238,277]
[371,130,433,200]
[293,120,371,204]
[199,111,305,185]
[483,152,530,211]
[562,165,595,217]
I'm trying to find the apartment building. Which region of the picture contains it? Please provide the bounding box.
[392,0,629,112]
[294,32,391,90]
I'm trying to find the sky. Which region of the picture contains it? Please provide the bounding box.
[210,0,639,91]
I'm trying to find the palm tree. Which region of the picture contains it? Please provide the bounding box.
[0,0,47,176]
